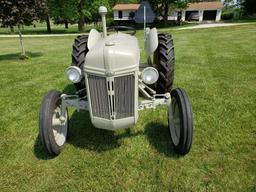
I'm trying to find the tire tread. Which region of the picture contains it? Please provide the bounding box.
[71,35,88,92]
[154,33,175,93]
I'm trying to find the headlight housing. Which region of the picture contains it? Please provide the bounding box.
[141,67,159,85]
[66,66,82,83]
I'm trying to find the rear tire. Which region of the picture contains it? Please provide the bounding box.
[168,88,193,155]
[39,90,68,155]
[71,35,88,92]
[154,33,175,94]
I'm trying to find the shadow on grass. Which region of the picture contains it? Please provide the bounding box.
[0,52,43,61]
[144,122,180,158]
[33,84,179,158]
[68,111,121,152]
[68,113,179,158]
[62,84,76,95]
[33,135,56,160]
[33,115,179,159]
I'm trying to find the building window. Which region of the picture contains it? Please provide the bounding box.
[118,11,123,19]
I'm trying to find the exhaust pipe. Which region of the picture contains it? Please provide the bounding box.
[99,6,108,38]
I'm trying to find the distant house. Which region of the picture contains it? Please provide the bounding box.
[113,1,155,23]
[169,2,224,22]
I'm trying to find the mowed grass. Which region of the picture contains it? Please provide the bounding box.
[0,24,255,191]
[0,22,106,35]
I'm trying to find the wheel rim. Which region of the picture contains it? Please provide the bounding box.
[169,98,181,146]
[52,106,68,146]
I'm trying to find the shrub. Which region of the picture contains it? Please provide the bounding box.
[222,11,234,20]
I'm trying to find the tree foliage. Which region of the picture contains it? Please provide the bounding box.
[0,0,40,57]
[83,0,111,22]
[35,0,49,21]
[0,0,37,28]
[48,0,79,24]
[243,0,256,14]
[148,0,188,24]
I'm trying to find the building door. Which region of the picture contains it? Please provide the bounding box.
[185,11,199,21]
[118,11,123,19]
[177,11,182,21]
[203,10,217,20]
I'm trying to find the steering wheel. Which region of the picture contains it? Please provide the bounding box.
[108,26,136,35]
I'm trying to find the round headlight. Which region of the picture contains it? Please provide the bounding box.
[141,67,159,85]
[66,66,82,83]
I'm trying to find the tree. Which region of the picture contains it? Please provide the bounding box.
[243,0,256,14]
[149,0,188,24]
[84,0,111,24]
[36,0,52,33]
[48,0,79,29]
[77,0,86,32]
[0,0,37,57]
[76,0,111,32]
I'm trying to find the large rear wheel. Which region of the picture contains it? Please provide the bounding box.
[154,33,175,94]
[71,35,88,92]
[168,88,193,155]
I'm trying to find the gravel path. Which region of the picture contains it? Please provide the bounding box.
[176,22,253,30]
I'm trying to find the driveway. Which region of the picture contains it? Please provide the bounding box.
[176,22,253,30]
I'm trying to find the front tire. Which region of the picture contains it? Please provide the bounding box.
[168,88,193,155]
[39,90,68,155]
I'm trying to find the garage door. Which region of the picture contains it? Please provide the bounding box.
[203,10,217,21]
[185,11,199,21]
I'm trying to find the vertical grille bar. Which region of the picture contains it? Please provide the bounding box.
[88,75,110,119]
[114,75,135,119]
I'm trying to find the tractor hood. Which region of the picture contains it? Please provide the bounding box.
[84,32,140,76]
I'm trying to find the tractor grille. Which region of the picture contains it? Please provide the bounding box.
[88,75,110,119]
[114,75,135,119]
[87,74,135,120]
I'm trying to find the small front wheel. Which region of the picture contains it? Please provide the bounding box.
[39,90,68,155]
[168,88,193,155]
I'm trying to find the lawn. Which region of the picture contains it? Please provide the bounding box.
[0,24,255,191]
[0,21,198,35]
[0,22,93,35]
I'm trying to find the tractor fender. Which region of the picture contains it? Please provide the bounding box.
[145,27,158,55]
[88,29,102,50]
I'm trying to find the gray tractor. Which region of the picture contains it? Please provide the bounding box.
[39,6,193,156]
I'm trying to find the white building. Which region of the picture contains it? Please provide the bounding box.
[169,2,224,22]
[113,4,140,21]
[113,1,155,23]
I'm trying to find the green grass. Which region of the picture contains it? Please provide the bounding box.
[0,24,255,191]
[0,21,210,35]
[0,22,97,35]
[223,18,256,23]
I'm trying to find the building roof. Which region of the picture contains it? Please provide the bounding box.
[113,4,140,11]
[187,2,223,10]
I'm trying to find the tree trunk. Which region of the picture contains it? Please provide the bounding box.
[18,25,25,56]
[78,17,85,32]
[46,14,51,33]
[64,20,68,29]
[10,26,14,33]
[163,1,169,25]
[78,1,85,32]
